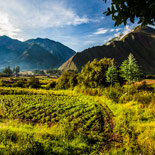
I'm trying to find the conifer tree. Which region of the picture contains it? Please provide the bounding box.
[106,62,118,86]
[120,53,141,85]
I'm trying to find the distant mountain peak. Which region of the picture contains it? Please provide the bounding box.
[1,35,9,38]
[26,38,75,63]
[0,35,12,41]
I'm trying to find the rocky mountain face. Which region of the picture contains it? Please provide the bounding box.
[59,26,155,74]
[0,36,75,70]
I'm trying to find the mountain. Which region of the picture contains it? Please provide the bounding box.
[14,44,59,70]
[0,36,75,70]
[59,26,155,74]
[26,38,75,64]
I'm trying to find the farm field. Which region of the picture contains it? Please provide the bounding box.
[135,79,155,85]
[0,76,58,84]
[0,82,154,154]
[0,87,113,154]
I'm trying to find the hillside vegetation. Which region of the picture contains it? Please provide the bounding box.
[59,26,155,74]
[0,51,154,154]
[0,81,154,154]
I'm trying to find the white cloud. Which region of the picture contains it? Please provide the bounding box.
[112,25,135,40]
[114,32,121,38]
[93,28,108,35]
[101,17,104,20]
[93,27,122,36]
[116,28,121,32]
[0,12,23,40]
[118,25,134,39]
[0,0,89,40]
[110,29,115,32]
[122,25,132,36]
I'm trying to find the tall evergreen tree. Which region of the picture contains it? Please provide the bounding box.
[106,62,118,86]
[120,53,141,85]
[14,66,20,76]
[3,66,12,76]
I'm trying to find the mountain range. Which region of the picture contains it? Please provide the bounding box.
[0,36,75,70]
[59,26,155,74]
[0,25,155,74]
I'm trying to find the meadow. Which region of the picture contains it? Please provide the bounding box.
[0,80,154,154]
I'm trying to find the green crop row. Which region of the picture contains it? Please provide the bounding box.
[0,94,107,135]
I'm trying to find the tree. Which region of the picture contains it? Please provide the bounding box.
[46,69,62,76]
[120,53,141,85]
[13,66,20,76]
[33,70,45,76]
[27,77,41,88]
[78,58,114,88]
[46,81,56,89]
[106,62,118,86]
[56,71,78,89]
[104,0,155,26]
[3,66,12,76]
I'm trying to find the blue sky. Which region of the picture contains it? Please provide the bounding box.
[0,0,139,51]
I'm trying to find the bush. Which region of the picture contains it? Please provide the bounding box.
[78,58,114,88]
[26,77,41,89]
[46,81,56,89]
[13,79,27,88]
[137,81,154,92]
[104,83,123,102]
[56,71,78,89]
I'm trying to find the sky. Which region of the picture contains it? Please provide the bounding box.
[0,0,139,52]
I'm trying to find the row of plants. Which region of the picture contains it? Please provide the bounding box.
[0,93,111,137]
[0,90,114,154]
[0,82,154,154]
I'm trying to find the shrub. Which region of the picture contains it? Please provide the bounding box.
[137,81,154,92]
[104,83,123,102]
[26,77,41,89]
[78,58,114,88]
[56,71,78,89]
[13,79,27,88]
[46,81,56,89]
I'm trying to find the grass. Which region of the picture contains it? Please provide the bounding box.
[0,87,113,154]
[0,83,154,154]
[97,92,155,154]
[0,120,91,154]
